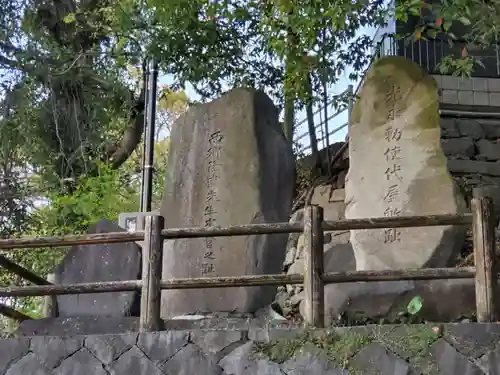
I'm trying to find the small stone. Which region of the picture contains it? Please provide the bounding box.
[287,259,304,276]
[284,247,296,267]
[290,291,305,306]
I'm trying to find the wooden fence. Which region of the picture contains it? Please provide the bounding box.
[0,192,497,332]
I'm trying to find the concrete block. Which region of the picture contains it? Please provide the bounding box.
[488,78,500,92]
[458,78,473,90]
[458,91,474,105]
[442,75,460,90]
[473,77,489,91]
[489,92,500,106]
[474,91,490,106]
[442,89,459,104]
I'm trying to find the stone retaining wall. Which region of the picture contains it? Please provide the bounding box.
[441,117,500,198]
[2,323,500,374]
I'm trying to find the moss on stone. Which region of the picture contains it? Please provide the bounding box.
[252,328,373,369]
[383,325,442,359]
[380,325,443,375]
[253,325,445,374]
[351,55,439,132]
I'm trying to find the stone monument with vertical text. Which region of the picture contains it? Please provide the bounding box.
[344,56,467,271]
[160,88,295,318]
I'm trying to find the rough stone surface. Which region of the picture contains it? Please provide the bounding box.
[281,343,346,375]
[3,324,500,374]
[17,316,140,337]
[346,56,467,271]
[53,219,142,317]
[323,278,477,326]
[160,88,295,318]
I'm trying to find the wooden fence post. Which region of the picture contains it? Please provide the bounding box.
[303,204,325,327]
[140,215,164,332]
[43,273,57,318]
[472,191,498,322]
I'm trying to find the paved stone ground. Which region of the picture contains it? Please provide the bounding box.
[2,323,500,374]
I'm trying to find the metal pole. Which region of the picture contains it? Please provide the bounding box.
[346,84,354,143]
[139,60,150,212]
[347,84,354,119]
[143,58,159,212]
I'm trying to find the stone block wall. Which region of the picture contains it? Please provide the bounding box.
[441,117,500,196]
[2,323,500,374]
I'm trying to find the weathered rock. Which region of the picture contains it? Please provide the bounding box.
[282,343,347,375]
[448,159,500,176]
[310,186,345,221]
[456,119,485,140]
[17,316,139,337]
[441,118,461,138]
[351,342,412,375]
[479,119,500,139]
[345,56,467,271]
[53,219,142,317]
[160,88,295,318]
[476,139,500,161]
[323,232,355,273]
[324,278,478,325]
[441,137,475,158]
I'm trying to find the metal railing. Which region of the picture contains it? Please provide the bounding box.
[295,33,500,155]
[0,191,498,329]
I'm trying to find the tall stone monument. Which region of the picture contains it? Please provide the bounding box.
[345,56,466,271]
[160,88,295,318]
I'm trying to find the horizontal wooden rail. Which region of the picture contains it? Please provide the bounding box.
[0,214,472,251]
[0,223,304,250]
[322,267,475,283]
[0,280,142,297]
[0,232,145,250]
[323,213,472,231]
[0,302,32,321]
[160,222,304,239]
[0,267,476,297]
